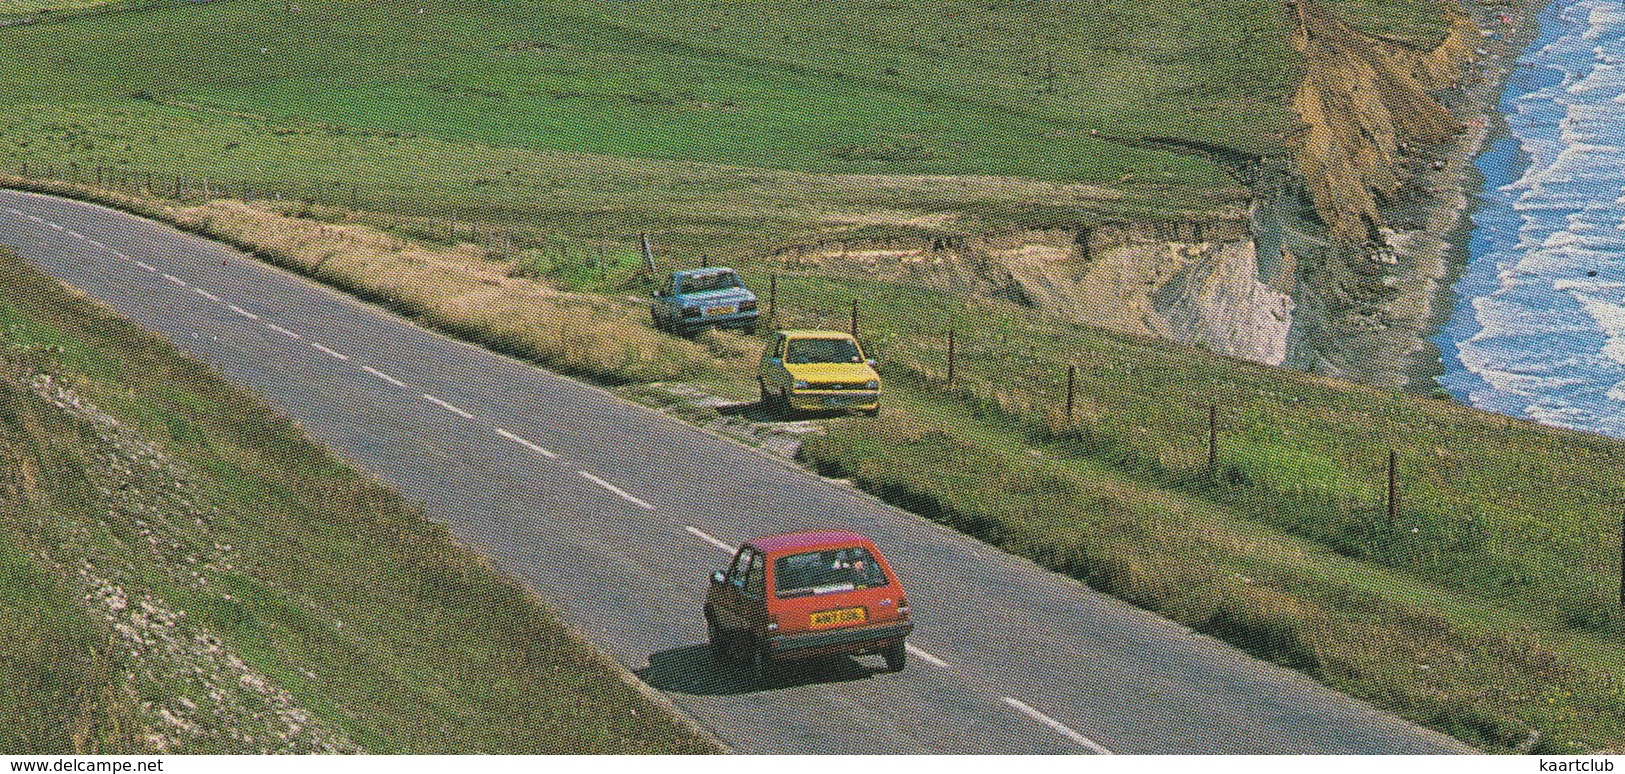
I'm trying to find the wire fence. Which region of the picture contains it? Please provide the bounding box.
[7,160,1624,619]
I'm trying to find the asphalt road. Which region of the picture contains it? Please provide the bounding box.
[0,189,1474,755]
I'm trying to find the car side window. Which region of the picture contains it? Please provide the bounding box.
[744,552,765,598]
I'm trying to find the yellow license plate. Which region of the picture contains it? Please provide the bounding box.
[809,607,867,629]
[704,306,736,316]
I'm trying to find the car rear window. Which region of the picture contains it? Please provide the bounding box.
[680,271,740,293]
[774,547,889,598]
[785,337,862,364]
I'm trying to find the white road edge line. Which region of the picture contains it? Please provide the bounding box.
[265,323,302,340]
[227,305,260,320]
[494,428,557,458]
[579,471,655,510]
[1001,697,1113,754]
[423,394,475,419]
[684,525,736,554]
[361,365,407,388]
[308,342,349,360]
[906,644,951,669]
[162,273,188,287]
[193,287,222,302]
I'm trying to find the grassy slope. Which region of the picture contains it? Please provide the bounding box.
[0,247,718,754]
[0,0,1449,252]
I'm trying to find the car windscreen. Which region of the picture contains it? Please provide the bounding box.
[785,337,862,364]
[774,547,889,598]
[679,271,740,293]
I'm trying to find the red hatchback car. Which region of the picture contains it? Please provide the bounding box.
[705,531,912,679]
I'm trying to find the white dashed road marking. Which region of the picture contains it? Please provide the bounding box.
[308,342,349,360]
[227,304,260,320]
[495,428,557,458]
[579,471,654,510]
[134,261,156,271]
[1001,697,1113,754]
[265,323,301,340]
[193,287,222,302]
[162,273,188,287]
[46,221,64,231]
[685,525,736,554]
[361,365,407,387]
[423,394,475,419]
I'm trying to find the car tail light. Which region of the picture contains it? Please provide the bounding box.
[740,299,758,311]
[766,613,780,632]
[897,598,909,619]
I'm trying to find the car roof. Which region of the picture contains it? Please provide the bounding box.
[674,267,736,279]
[747,530,875,554]
[777,329,857,340]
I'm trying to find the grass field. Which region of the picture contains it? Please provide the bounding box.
[0,246,719,753]
[0,0,1451,253]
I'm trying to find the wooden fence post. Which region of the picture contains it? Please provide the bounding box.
[849,298,858,338]
[1065,364,1076,422]
[640,233,657,275]
[947,328,956,388]
[1387,449,1399,529]
[1208,404,1219,478]
[768,273,777,321]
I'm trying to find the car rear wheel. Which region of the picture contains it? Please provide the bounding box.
[883,641,906,672]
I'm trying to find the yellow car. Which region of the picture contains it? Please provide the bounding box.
[759,330,881,416]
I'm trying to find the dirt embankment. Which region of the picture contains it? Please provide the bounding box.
[783,0,1533,390]
[776,218,1298,367]
[1287,0,1475,244]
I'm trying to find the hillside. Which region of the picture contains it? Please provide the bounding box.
[0,246,718,753]
[0,0,1456,253]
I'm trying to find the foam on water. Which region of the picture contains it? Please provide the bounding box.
[1438,0,1625,437]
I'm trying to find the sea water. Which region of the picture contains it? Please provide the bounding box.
[1437,0,1625,437]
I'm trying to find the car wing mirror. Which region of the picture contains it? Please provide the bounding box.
[865,358,877,367]
[711,570,727,585]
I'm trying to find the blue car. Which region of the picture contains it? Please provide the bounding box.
[651,267,760,336]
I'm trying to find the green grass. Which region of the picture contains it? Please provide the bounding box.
[0,248,719,754]
[0,0,1449,253]
[0,0,116,13]
[799,385,1625,754]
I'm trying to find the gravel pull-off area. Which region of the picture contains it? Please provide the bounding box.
[25,369,360,754]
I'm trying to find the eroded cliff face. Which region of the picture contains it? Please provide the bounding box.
[1287,0,1475,243]
[778,217,1297,367]
[782,0,1491,385]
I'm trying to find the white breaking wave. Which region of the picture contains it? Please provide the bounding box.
[1439,0,1625,437]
